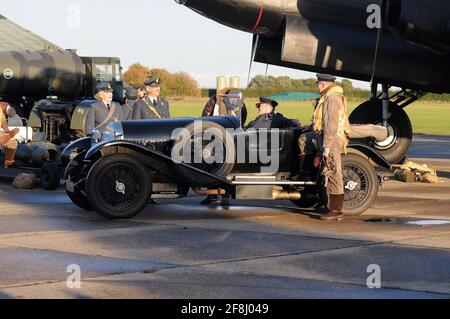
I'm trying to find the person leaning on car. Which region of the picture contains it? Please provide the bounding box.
[245,97,300,130]
[131,76,170,120]
[85,82,124,135]
[0,102,20,168]
[297,74,351,221]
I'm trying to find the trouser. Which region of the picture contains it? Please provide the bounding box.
[298,131,344,195]
[0,134,18,150]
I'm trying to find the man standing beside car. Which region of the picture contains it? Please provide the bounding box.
[122,87,139,120]
[132,76,170,120]
[85,82,124,135]
[297,74,351,221]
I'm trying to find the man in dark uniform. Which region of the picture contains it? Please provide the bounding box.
[85,82,124,135]
[246,97,300,129]
[122,87,138,120]
[131,76,170,120]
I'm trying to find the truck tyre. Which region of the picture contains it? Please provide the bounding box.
[86,154,152,219]
[40,161,60,190]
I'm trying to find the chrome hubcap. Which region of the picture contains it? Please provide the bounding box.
[115,181,126,195]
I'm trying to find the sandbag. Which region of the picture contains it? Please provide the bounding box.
[12,173,38,189]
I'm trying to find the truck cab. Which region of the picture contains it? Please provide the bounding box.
[81,56,124,103]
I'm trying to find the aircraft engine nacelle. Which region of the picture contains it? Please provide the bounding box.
[386,0,450,53]
[178,0,284,35]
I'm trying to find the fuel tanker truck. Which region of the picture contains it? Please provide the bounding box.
[0,49,124,189]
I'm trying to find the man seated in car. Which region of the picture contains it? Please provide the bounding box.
[246,97,300,129]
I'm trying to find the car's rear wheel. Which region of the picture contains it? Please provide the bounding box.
[318,153,379,216]
[86,154,151,219]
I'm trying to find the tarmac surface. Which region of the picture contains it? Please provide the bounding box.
[0,134,449,299]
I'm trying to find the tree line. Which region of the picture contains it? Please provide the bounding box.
[123,63,201,97]
[123,65,450,101]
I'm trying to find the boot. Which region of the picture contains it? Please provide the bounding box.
[220,194,230,206]
[320,194,344,221]
[292,155,314,181]
[201,195,219,205]
[292,155,305,181]
[4,148,16,168]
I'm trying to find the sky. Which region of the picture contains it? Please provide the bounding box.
[0,0,370,89]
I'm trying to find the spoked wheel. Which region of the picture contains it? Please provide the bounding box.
[64,151,92,211]
[86,154,151,219]
[318,154,379,215]
[341,153,379,216]
[349,100,412,164]
[174,121,235,186]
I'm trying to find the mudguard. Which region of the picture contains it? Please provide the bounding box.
[85,141,232,188]
[348,142,391,169]
[61,137,92,166]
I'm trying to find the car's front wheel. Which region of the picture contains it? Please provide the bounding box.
[64,151,92,211]
[86,154,152,219]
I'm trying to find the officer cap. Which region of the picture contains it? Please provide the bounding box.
[257,97,278,108]
[144,76,162,87]
[125,87,138,100]
[96,82,113,93]
[316,73,336,82]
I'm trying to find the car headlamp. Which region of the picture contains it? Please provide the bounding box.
[91,128,102,145]
[106,121,125,140]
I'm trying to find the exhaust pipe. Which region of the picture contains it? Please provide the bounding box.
[272,189,301,201]
[193,188,227,196]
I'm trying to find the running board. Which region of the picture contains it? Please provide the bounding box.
[232,181,316,186]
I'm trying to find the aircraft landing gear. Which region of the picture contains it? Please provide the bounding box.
[349,84,425,164]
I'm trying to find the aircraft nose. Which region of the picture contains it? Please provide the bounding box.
[176,0,283,35]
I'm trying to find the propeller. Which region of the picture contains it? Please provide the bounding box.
[247,34,260,87]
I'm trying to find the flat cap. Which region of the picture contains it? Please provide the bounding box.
[125,87,138,100]
[257,97,278,108]
[96,81,113,93]
[144,76,162,87]
[316,73,336,82]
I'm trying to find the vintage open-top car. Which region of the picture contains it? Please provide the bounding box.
[63,94,391,219]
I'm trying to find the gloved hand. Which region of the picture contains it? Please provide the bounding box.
[7,128,19,138]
